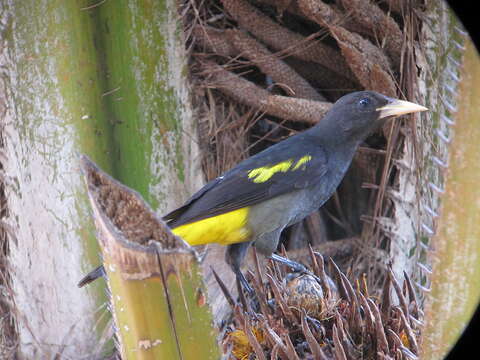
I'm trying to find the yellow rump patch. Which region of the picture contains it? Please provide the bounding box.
[247,155,312,183]
[172,207,251,246]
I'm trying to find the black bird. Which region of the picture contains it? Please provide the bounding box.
[79,91,427,291]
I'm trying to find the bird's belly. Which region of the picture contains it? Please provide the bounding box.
[248,180,341,237]
[247,190,316,236]
[172,207,251,246]
[286,189,327,226]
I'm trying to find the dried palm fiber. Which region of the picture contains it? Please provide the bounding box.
[283,57,359,100]
[193,25,325,101]
[259,0,372,38]
[288,237,359,269]
[304,210,327,241]
[221,0,355,81]
[228,30,326,101]
[325,149,386,239]
[192,66,250,182]
[329,25,397,97]
[295,0,403,71]
[381,0,412,14]
[200,60,270,106]
[221,252,421,359]
[197,90,251,180]
[330,24,393,74]
[262,95,332,124]
[264,0,294,17]
[201,61,332,123]
[193,25,237,57]
[337,0,403,70]
[293,0,397,96]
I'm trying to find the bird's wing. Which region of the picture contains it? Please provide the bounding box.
[164,137,328,227]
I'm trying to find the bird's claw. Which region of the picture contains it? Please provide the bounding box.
[269,253,309,274]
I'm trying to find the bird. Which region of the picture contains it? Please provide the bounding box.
[78,91,427,292]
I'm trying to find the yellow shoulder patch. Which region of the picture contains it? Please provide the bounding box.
[247,155,312,183]
[248,160,293,183]
[292,155,312,170]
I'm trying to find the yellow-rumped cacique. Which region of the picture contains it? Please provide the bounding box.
[78,91,427,291]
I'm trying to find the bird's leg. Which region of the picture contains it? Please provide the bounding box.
[269,253,308,273]
[226,242,254,295]
[234,267,254,296]
[254,230,308,274]
[269,253,325,288]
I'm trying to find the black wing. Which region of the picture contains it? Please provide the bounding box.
[163,134,328,227]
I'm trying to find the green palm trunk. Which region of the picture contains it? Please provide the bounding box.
[1,0,209,358]
[421,38,480,359]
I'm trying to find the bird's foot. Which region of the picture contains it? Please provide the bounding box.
[269,254,325,287]
[269,253,309,273]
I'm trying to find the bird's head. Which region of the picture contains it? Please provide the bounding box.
[323,91,428,143]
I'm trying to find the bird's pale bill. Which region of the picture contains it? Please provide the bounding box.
[377,98,428,119]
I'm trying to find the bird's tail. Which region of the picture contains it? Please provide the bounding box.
[77,265,106,288]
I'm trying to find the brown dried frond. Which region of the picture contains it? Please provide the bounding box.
[297,0,344,27]
[227,29,325,101]
[338,0,403,70]
[200,60,270,107]
[263,0,370,37]
[194,25,325,101]
[329,25,397,97]
[296,0,370,36]
[200,61,332,123]
[193,25,237,57]
[221,0,355,80]
[330,25,393,75]
[222,251,421,359]
[284,57,360,100]
[381,0,411,14]
[262,95,332,124]
[288,237,359,269]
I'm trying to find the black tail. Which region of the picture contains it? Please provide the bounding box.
[77,265,106,288]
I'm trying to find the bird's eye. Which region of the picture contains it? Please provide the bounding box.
[358,98,371,108]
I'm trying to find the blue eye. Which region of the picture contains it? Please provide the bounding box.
[359,98,370,107]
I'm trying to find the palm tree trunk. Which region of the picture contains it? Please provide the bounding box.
[0,0,203,358]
